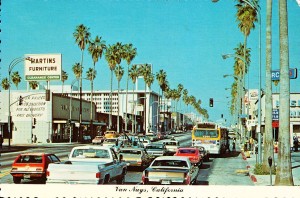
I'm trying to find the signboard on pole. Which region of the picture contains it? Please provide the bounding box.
[25,54,62,81]
[271,68,297,81]
[272,109,279,120]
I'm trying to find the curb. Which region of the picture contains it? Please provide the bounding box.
[241,151,257,183]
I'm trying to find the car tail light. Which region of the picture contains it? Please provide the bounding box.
[141,171,148,184]
[46,170,50,177]
[96,172,101,178]
[184,173,191,184]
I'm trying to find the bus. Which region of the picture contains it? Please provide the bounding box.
[191,122,229,154]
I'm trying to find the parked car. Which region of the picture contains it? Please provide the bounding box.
[141,156,199,185]
[92,136,105,144]
[104,130,119,139]
[145,143,167,157]
[46,146,127,184]
[82,135,92,143]
[163,139,180,154]
[118,147,154,168]
[174,147,203,167]
[10,153,61,184]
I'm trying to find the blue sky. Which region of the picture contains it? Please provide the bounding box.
[2,0,300,123]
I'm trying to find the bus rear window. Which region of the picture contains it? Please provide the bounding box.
[194,130,218,138]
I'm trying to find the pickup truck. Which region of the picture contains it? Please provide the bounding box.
[46,145,127,184]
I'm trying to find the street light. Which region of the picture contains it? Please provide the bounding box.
[7,57,30,148]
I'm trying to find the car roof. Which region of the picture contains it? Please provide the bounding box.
[120,147,144,151]
[20,153,51,156]
[71,145,111,149]
[154,156,189,161]
[178,147,198,150]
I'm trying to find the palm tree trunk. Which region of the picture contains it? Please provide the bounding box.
[125,65,129,131]
[109,69,113,129]
[117,81,120,133]
[262,0,274,173]
[79,50,84,142]
[275,0,293,185]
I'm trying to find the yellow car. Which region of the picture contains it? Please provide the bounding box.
[104,131,119,139]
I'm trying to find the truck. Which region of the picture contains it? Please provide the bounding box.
[46,145,127,184]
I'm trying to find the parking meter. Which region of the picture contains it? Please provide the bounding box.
[268,156,272,167]
[255,145,258,154]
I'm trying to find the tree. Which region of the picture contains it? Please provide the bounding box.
[72,62,82,98]
[122,43,137,131]
[73,24,91,141]
[114,65,124,133]
[88,35,106,136]
[129,64,139,133]
[105,42,123,129]
[262,0,274,174]
[156,69,168,131]
[275,0,293,186]
[29,81,39,90]
[61,70,68,94]
[1,78,10,90]
[11,71,21,89]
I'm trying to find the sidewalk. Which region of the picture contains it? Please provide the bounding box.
[241,147,300,186]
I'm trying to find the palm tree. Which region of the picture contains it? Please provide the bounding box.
[156,69,167,131]
[29,81,39,90]
[72,62,82,98]
[262,0,274,174]
[114,65,124,133]
[105,42,123,129]
[73,24,91,140]
[11,71,21,89]
[275,0,293,186]
[1,78,10,90]
[129,64,139,133]
[122,43,137,131]
[88,35,106,136]
[86,67,97,136]
[145,71,154,132]
[139,63,152,133]
[61,70,68,94]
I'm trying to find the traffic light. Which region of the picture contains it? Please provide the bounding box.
[19,96,23,105]
[33,118,36,125]
[209,98,214,107]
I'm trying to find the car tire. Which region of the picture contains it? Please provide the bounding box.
[13,177,21,184]
[116,175,125,184]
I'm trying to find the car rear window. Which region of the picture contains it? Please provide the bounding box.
[72,149,109,158]
[119,150,142,155]
[16,155,43,163]
[179,149,196,154]
[165,142,177,146]
[152,160,188,167]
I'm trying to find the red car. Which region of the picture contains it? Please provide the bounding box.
[174,147,203,167]
[10,153,61,184]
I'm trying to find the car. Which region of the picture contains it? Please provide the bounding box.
[140,139,151,147]
[163,139,180,154]
[145,143,167,157]
[174,147,203,167]
[82,135,92,143]
[145,134,158,142]
[10,153,61,184]
[102,138,123,152]
[92,136,105,144]
[104,130,119,139]
[118,147,154,168]
[141,156,199,185]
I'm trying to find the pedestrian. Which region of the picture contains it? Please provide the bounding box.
[0,134,3,149]
[294,136,299,152]
[232,138,236,151]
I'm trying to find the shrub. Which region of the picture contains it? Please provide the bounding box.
[254,164,276,175]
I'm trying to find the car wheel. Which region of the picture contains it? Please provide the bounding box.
[103,175,110,184]
[13,177,21,184]
[116,175,125,184]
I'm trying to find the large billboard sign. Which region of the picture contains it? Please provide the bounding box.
[25,54,62,81]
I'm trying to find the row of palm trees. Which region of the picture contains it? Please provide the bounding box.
[71,24,208,133]
[1,73,39,90]
[226,0,292,185]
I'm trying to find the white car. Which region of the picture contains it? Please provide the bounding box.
[163,140,180,154]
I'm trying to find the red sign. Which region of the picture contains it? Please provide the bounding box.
[272,121,279,128]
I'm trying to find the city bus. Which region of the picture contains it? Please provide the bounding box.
[191,122,229,154]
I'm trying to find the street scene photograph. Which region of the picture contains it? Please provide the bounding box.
[1,0,300,197]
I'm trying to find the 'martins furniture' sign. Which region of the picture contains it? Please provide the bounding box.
[25,53,62,81]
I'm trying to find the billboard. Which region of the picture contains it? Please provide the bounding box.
[25,54,62,81]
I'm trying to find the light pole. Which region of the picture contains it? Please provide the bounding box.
[69,78,79,143]
[7,57,30,148]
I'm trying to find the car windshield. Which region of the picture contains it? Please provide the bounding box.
[152,160,188,167]
[16,155,43,163]
[119,150,142,155]
[178,149,196,154]
[146,145,163,149]
[71,149,110,158]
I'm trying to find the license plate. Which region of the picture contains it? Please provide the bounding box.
[161,180,171,184]
[23,174,31,179]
